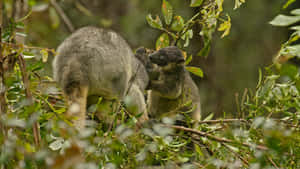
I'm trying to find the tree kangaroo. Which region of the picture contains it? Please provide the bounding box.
[52,26,149,128]
[138,46,201,123]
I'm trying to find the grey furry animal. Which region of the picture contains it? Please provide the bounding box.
[53,26,149,128]
[145,46,201,123]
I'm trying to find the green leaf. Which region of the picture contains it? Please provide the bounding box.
[269,14,300,26]
[146,14,163,30]
[195,144,204,157]
[218,15,231,38]
[283,0,296,9]
[40,49,48,63]
[291,8,300,15]
[290,26,300,30]
[216,0,224,12]
[204,113,214,121]
[23,51,35,59]
[156,33,170,50]
[162,0,173,25]
[181,29,193,47]
[171,16,185,32]
[185,55,192,65]
[186,66,203,77]
[190,0,203,7]
[197,39,211,58]
[234,0,245,10]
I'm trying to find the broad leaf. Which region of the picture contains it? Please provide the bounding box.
[190,0,203,7]
[146,14,163,30]
[186,66,203,77]
[156,33,170,50]
[171,16,185,32]
[291,8,300,15]
[270,15,300,26]
[162,0,173,25]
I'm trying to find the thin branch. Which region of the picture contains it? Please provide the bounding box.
[267,156,280,169]
[221,143,249,166]
[0,42,55,53]
[50,0,75,33]
[163,124,268,151]
[198,118,248,124]
[18,54,41,147]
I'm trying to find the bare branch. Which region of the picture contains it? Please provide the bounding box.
[18,54,41,147]
[267,156,280,169]
[198,119,248,124]
[221,143,249,166]
[50,0,75,33]
[164,124,269,151]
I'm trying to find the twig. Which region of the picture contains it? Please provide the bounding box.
[0,42,55,54]
[163,124,268,151]
[267,156,280,169]
[221,143,249,166]
[50,0,75,33]
[198,118,248,124]
[18,54,41,147]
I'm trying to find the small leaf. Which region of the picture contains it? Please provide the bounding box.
[49,139,64,151]
[185,54,193,65]
[40,49,48,63]
[186,66,203,77]
[171,16,185,32]
[190,0,203,7]
[269,15,300,26]
[283,0,296,9]
[181,29,193,47]
[216,0,224,12]
[204,113,214,121]
[218,15,231,38]
[156,33,170,50]
[291,8,300,15]
[290,25,300,30]
[23,51,35,59]
[234,0,245,10]
[162,0,173,25]
[146,14,163,30]
[195,144,204,157]
[197,39,211,58]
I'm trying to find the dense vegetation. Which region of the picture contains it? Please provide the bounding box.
[0,0,299,169]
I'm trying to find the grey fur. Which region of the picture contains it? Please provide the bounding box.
[53,26,149,128]
[142,46,201,122]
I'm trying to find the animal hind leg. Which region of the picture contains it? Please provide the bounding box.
[66,85,89,129]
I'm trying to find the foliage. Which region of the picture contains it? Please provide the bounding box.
[0,1,299,169]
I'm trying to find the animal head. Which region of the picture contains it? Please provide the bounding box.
[149,46,185,68]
